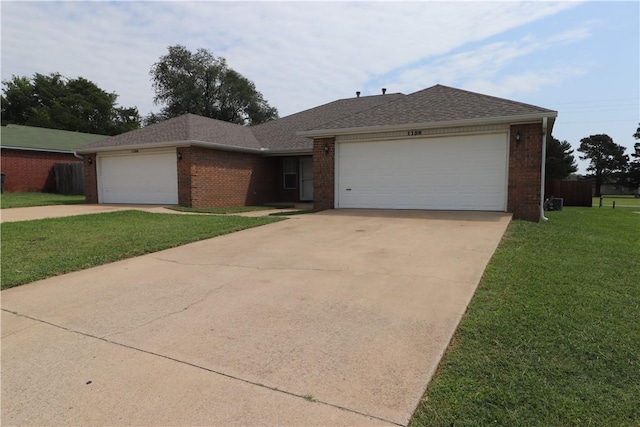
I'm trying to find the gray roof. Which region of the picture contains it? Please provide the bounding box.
[79,114,261,151]
[308,84,557,131]
[78,85,556,154]
[251,93,404,150]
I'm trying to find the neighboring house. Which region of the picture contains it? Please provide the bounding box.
[77,85,557,221]
[1,125,108,192]
[597,183,637,196]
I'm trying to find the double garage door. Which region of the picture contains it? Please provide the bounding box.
[98,150,178,204]
[336,133,508,211]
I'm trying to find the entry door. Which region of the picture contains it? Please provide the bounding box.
[299,157,313,201]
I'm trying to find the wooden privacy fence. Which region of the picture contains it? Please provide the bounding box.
[53,163,84,195]
[545,179,593,207]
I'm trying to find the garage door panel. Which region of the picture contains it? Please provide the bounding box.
[337,134,507,211]
[99,151,178,205]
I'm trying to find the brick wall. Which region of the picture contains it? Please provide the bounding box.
[83,154,98,203]
[177,147,192,207]
[1,148,81,192]
[185,147,278,208]
[508,123,543,222]
[312,138,335,211]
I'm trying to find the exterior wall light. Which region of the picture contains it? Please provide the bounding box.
[87,157,92,164]
[177,152,183,160]
[323,144,330,155]
[515,132,521,143]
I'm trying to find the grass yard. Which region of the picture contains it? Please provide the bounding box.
[167,205,275,214]
[1,192,85,209]
[1,210,282,289]
[411,206,640,426]
[592,195,640,208]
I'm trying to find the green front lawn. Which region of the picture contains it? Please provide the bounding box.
[1,210,282,289]
[1,192,85,209]
[411,206,640,426]
[167,206,274,214]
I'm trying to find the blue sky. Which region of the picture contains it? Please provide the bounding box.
[2,1,638,173]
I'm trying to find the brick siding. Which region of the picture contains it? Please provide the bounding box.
[176,148,192,207]
[180,147,278,208]
[83,154,98,203]
[81,124,544,221]
[508,123,543,221]
[1,148,81,192]
[312,138,335,211]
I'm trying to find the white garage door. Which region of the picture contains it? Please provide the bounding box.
[336,133,508,211]
[98,150,178,204]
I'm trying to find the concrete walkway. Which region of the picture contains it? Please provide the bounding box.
[0,204,305,223]
[1,210,511,426]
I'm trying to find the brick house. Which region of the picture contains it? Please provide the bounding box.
[1,125,108,192]
[77,85,557,221]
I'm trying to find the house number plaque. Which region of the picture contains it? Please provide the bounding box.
[407,130,422,136]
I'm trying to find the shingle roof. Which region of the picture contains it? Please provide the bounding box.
[77,85,556,154]
[251,93,405,150]
[79,114,261,151]
[1,124,108,152]
[308,84,557,131]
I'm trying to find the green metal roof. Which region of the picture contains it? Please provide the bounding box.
[1,124,109,152]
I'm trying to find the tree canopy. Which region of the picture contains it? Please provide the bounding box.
[545,136,577,181]
[627,123,640,189]
[149,45,278,126]
[577,134,629,196]
[1,73,141,135]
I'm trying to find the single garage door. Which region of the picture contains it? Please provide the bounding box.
[98,150,178,204]
[336,133,508,211]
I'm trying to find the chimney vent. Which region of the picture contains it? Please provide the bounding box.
[356,91,361,98]
[382,88,387,95]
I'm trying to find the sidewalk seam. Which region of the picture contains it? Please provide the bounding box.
[1,309,404,427]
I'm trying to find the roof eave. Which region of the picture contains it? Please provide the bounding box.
[1,146,76,154]
[297,112,558,138]
[76,140,266,154]
[263,147,313,156]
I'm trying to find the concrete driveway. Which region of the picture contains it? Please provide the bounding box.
[1,209,511,426]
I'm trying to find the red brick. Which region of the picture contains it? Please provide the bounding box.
[312,138,335,211]
[83,154,98,203]
[178,147,277,208]
[1,149,82,192]
[508,123,543,222]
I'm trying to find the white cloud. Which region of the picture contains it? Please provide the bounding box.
[1,1,582,118]
[390,23,593,97]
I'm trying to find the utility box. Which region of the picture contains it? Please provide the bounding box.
[551,197,563,211]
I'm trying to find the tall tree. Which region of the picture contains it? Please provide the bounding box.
[577,134,629,196]
[149,45,278,125]
[627,124,640,191]
[545,136,577,180]
[1,73,140,135]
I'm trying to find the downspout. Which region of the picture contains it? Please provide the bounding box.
[73,151,83,160]
[540,117,548,221]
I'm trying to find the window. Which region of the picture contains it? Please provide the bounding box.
[283,157,297,189]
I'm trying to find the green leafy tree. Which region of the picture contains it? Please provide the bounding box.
[545,136,577,180]
[1,73,140,135]
[627,124,640,190]
[577,134,629,196]
[149,45,278,125]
